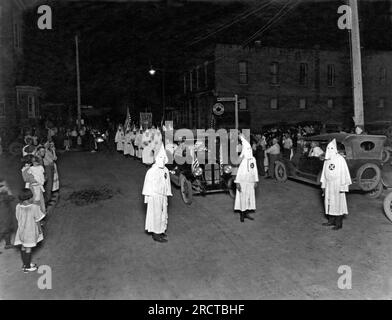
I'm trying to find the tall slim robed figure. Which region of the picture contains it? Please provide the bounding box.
[234,134,258,222]
[320,139,352,230]
[142,144,172,242]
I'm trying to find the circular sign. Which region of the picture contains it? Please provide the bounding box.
[213,103,224,116]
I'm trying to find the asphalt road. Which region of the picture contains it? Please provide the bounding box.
[0,151,391,299]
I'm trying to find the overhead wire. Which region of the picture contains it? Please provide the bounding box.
[185,0,277,48]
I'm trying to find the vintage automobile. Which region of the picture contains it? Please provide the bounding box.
[273,133,386,198]
[166,135,238,205]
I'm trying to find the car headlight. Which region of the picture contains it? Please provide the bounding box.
[193,166,203,177]
[223,165,232,174]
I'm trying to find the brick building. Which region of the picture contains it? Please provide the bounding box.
[0,0,40,146]
[362,51,392,126]
[175,44,356,131]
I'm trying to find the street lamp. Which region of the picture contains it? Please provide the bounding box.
[148,66,166,121]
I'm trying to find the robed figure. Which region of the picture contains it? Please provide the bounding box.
[114,125,125,152]
[234,134,259,222]
[142,130,154,165]
[320,139,352,230]
[142,144,172,242]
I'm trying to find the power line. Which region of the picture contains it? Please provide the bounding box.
[185,0,276,48]
[204,0,301,68]
[241,0,300,48]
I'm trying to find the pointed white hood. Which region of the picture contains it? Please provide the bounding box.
[154,143,168,168]
[325,139,338,160]
[240,134,253,159]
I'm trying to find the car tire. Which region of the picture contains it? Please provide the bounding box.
[383,191,392,223]
[227,176,236,199]
[366,181,384,199]
[8,141,23,156]
[180,174,193,205]
[382,149,390,164]
[356,163,381,192]
[274,160,288,182]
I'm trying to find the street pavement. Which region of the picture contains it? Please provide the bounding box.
[0,151,392,299]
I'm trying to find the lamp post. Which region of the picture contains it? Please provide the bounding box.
[149,67,166,121]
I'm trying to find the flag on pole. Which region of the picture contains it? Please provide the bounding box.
[124,107,131,130]
[210,113,216,129]
[192,148,199,172]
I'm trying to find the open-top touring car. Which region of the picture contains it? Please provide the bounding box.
[165,131,239,205]
[273,133,386,198]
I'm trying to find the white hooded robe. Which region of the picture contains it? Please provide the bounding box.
[142,130,154,165]
[142,144,172,234]
[135,129,143,158]
[123,131,134,156]
[115,128,125,151]
[234,135,259,211]
[320,139,352,216]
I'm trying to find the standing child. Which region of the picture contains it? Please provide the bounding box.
[0,178,16,249]
[64,129,71,151]
[21,155,46,214]
[77,134,82,150]
[14,188,45,272]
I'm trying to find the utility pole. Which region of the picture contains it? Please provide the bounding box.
[234,94,239,130]
[75,34,82,130]
[349,0,364,128]
[162,68,166,122]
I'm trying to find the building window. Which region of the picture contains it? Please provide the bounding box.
[27,95,35,118]
[380,67,387,85]
[299,98,306,109]
[13,22,21,49]
[0,100,5,118]
[239,97,247,110]
[17,91,22,105]
[189,70,193,92]
[192,69,197,90]
[200,65,205,89]
[327,64,335,87]
[196,67,200,90]
[378,98,385,108]
[270,98,278,110]
[204,62,209,87]
[299,63,308,86]
[327,98,334,109]
[270,62,279,85]
[239,61,248,84]
[183,74,187,94]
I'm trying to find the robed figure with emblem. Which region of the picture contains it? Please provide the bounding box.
[320,139,352,230]
[142,144,172,242]
[234,134,259,222]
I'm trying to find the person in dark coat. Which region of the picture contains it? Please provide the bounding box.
[0,178,16,249]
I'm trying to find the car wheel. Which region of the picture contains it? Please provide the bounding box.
[366,181,384,199]
[381,149,390,164]
[8,141,23,156]
[274,161,288,182]
[227,176,236,199]
[180,174,193,205]
[356,163,381,192]
[383,191,392,223]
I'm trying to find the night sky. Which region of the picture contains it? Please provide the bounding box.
[21,0,392,119]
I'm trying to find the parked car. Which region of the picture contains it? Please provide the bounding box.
[167,134,238,205]
[273,133,386,198]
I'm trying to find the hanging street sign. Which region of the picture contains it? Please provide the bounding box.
[217,97,236,102]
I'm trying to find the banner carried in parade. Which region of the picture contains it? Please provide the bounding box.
[140,112,152,129]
